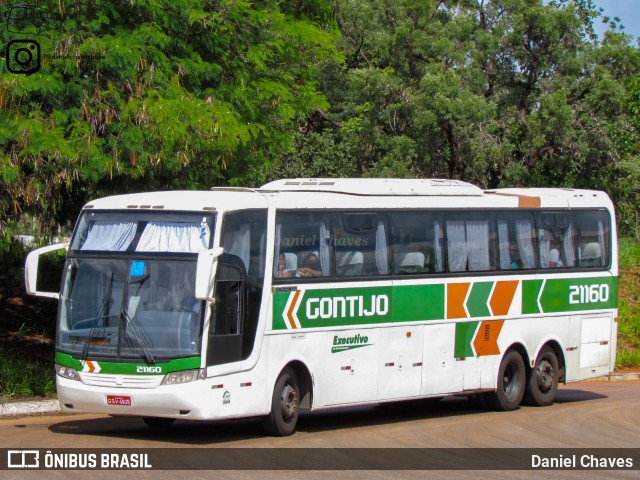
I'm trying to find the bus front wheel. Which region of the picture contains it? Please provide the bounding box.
[262,367,300,436]
[485,350,525,411]
[524,346,559,406]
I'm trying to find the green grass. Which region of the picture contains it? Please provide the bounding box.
[0,347,56,399]
[617,350,640,367]
[619,237,640,269]
[617,238,640,369]
[0,238,58,400]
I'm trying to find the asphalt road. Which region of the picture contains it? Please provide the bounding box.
[1,380,639,479]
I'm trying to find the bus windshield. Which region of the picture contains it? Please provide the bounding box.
[58,210,215,361]
[58,257,203,360]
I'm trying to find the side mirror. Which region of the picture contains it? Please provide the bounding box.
[24,242,69,299]
[195,247,224,301]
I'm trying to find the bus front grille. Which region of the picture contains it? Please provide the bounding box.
[79,373,163,389]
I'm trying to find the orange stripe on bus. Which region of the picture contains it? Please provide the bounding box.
[490,192,541,208]
[489,280,519,316]
[473,320,504,356]
[447,283,470,319]
[517,195,541,208]
[287,290,301,329]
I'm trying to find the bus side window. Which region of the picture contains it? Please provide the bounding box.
[390,212,442,274]
[211,256,245,336]
[337,251,364,276]
[574,210,610,268]
[215,210,267,364]
[274,212,332,278]
[497,214,537,270]
[334,213,388,276]
[445,215,493,272]
[207,254,245,367]
[538,212,575,269]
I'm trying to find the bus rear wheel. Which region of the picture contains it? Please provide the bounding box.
[262,367,300,436]
[524,346,559,406]
[485,350,525,411]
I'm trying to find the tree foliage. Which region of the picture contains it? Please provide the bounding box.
[0,0,339,240]
[2,0,640,244]
[306,0,640,191]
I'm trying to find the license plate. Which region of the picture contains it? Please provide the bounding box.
[107,395,132,406]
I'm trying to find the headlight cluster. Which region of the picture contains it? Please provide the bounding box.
[56,364,81,381]
[161,369,206,385]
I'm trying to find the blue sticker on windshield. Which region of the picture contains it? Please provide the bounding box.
[130,261,145,276]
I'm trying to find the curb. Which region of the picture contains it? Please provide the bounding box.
[1,373,639,418]
[1,399,60,417]
[584,372,640,383]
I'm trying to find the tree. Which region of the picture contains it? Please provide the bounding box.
[317,0,639,202]
[617,73,640,240]
[0,0,340,241]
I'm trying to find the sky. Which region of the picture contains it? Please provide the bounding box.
[593,0,640,42]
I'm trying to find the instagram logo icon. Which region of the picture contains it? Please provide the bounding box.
[6,39,41,74]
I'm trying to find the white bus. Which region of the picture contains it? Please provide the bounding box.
[25,178,618,435]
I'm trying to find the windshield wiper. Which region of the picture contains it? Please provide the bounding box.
[81,273,113,361]
[120,306,156,364]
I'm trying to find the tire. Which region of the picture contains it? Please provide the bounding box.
[142,417,175,429]
[524,346,559,406]
[485,350,526,411]
[262,367,300,436]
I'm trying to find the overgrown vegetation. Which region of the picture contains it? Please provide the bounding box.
[0,344,56,399]
[0,239,57,400]
[617,239,640,368]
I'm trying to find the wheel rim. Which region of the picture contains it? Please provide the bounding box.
[536,359,555,393]
[280,383,298,423]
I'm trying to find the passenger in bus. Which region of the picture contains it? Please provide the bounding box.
[276,252,322,277]
[297,253,323,277]
[509,244,522,269]
[548,249,563,268]
[276,253,291,278]
[276,253,298,278]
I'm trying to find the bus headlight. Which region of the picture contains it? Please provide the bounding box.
[161,369,205,385]
[56,364,81,381]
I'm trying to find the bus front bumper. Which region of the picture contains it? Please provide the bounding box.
[56,375,265,421]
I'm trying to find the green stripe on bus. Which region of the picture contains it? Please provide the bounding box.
[391,284,445,322]
[298,286,393,328]
[466,282,493,318]
[455,322,478,358]
[522,280,544,314]
[272,291,291,330]
[272,276,617,330]
[538,277,618,313]
[55,352,201,374]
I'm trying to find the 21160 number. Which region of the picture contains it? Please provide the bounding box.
[569,284,609,304]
